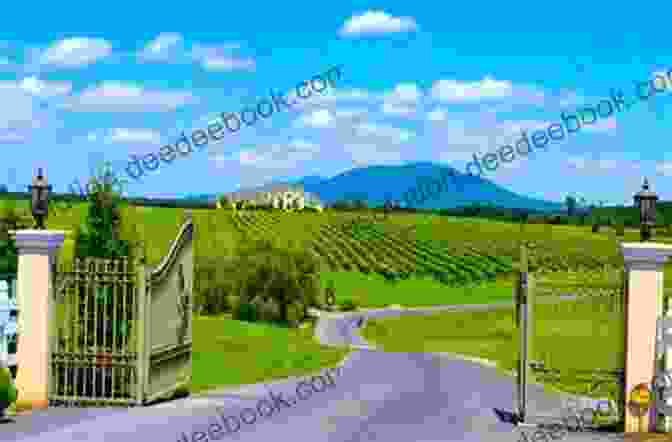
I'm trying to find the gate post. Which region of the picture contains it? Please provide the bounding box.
[12,230,65,410]
[621,242,672,432]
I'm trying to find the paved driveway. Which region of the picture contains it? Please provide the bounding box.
[3,300,623,441]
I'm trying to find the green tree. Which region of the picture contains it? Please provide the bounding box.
[232,240,321,326]
[565,195,576,217]
[218,195,234,209]
[74,162,130,258]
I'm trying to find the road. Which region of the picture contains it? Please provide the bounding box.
[4,299,623,441]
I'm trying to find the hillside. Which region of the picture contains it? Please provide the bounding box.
[197,163,564,212]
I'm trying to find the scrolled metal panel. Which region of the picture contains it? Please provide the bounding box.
[50,257,139,406]
[655,317,672,416]
[148,220,193,284]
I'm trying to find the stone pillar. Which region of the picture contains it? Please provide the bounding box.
[12,230,65,410]
[621,242,672,432]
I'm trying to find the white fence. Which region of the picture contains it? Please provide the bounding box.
[0,279,17,371]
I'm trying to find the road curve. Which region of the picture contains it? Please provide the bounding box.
[5,299,623,441]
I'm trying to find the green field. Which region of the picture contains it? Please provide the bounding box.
[362,296,624,400]
[191,314,348,394]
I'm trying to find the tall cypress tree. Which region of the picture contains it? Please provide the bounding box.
[75,162,130,258]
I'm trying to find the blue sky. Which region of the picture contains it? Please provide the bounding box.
[1,1,671,205]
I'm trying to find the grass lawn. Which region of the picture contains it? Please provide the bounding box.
[191,314,349,394]
[361,296,624,400]
[321,271,516,308]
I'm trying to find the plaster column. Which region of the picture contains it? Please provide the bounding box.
[621,242,672,432]
[12,230,65,410]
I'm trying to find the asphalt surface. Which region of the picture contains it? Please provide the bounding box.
[3,298,624,441]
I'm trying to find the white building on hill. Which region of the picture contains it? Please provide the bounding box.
[224,185,322,211]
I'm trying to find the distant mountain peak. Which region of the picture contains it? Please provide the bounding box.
[184,162,562,211]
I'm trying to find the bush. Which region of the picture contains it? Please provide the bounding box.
[227,294,240,314]
[231,240,321,327]
[615,224,625,237]
[258,297,281,322]
[339,299,358,312]
[234,302,258,322]
[285,301,305,327]
[197,287,232,315]
[0,364,17,413]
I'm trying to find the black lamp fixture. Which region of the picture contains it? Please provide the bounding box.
[28,168,52,230]
[634,178,658,242]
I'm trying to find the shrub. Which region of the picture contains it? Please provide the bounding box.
[231,240,321,327]
[339,299,358,312]
[615,224,625,237]
[0,217,18,276]
[234,302,258,322]
[0,363,17,414]
[285,301,305,327]
[258,298,281,322]
[227,294,240,314]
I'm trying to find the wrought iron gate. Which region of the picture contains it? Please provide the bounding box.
[516,243,625,430]
[51,257,138,406]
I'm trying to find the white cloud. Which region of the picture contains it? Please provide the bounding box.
[287,138,319,152]
[40,37,113,67]
[200,56,255,71]
[387,83,421,103]
[427,108,447,121]
[497,120,550,136]
[557,90,587,107]
[566,155,641,175]
[381,102,415,116]
[294,109,335,128]
[334,108,368,119]
[18,76,72,97]
[345,143,404,166]
[103,128,162,144]
[61,81,195,112]
[431,76,514,102]
[357,123,414,142]
[223,139,320,170]
[339,11,419,37]
[0,83,45,130]
[380,83,420,116]
[139,33,184,61]
[294,88,374,110]
[567,156,588,170]
[137,34,253,71]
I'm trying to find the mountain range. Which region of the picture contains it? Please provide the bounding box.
[185,163,564,212]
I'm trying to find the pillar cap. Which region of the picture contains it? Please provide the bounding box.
[12,230,66,253]
[621,242,672,266]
